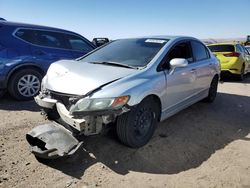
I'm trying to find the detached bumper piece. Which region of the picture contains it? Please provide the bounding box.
[26,123,83,159]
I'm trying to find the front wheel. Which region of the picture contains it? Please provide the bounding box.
[116,97,160,148]
[8,69,42,101]
[0,90,5,98]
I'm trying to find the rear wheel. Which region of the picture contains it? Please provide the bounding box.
[116,97,160,148]
[204,76,218,103]
[0,90,5,98]
[8,69,42,100]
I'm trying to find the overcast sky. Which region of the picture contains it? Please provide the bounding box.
[1,0,249,40]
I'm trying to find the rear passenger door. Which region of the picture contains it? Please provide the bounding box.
[190,40,213,93]
[30,29,73,68]
[64,34,95,58]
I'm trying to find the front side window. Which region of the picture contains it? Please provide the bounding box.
[66,34,94,52]
[79,38,168,67]
[161,41,193,70]
[168,42,193,62]
[191,41,209,61]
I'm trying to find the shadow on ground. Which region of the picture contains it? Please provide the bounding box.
[41,92,250,178]
[220,72,250,84]
[0,94,39,112]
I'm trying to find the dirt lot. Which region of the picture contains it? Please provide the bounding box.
[0,76,250,188]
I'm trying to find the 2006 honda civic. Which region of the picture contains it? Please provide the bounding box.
[27,36,220,159]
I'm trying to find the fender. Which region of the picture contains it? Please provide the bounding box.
[6,61,45,83]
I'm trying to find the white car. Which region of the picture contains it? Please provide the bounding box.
[27,36,220,159]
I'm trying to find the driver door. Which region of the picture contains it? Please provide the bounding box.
[161,41,197,117]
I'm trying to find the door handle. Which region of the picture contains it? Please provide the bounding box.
[190,68,196,73]
[33,50,46,55]
[49,54,59,59]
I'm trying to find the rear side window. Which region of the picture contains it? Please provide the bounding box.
[208,45,235,52]
[15,29,67,49]
[66,34,94,52]
[15,29,36,43]
[33,30,66,49]
[191,41,210,61]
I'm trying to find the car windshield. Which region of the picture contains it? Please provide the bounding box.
[208,45,235,52]
[78,38,169,68]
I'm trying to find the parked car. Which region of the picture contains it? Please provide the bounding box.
[0,20,96,100]
[245,45,250,53]
[26,36,220,159]
[244,35,250,46]
[207,43,250,80]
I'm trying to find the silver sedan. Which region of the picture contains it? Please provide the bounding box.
[27,36,220,158]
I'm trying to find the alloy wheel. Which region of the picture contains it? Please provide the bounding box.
[17,74,40,97]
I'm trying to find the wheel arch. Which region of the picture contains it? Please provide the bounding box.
[7,63,45,84]
[213,73,219,81]
[139,94,162,122]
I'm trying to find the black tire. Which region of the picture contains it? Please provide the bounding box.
[204,76,218,103]
[116,96,160,148]
[237,64,245,81]
[0,90,6,98]
[8,69,42,101]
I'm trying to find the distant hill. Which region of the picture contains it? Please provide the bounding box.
[202,38,246,44]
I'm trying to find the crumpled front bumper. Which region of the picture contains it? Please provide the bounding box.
[26,123,83,159]
[34,95,86,131]
[28,94,126,159]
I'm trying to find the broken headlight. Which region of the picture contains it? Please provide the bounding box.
[69,96,130,114]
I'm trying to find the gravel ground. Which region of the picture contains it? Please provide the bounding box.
[0,76,250,188]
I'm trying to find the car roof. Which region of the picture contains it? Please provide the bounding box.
[120,35,198,41]
[0,20,80,35]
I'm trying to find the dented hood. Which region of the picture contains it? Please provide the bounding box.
[44,60,138,95]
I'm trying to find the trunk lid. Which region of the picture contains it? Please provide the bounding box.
[208,44,238,64]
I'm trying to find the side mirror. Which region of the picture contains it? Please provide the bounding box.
[92,38,109,47]
[169,58,188,74]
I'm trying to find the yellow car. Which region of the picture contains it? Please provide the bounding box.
[207,43,250,80]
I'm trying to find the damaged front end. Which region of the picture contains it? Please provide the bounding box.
[26,123,83,159]
[26,90,130,159]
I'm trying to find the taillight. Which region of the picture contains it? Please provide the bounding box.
[223,52,240,57]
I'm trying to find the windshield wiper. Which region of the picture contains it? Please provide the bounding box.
[89,61,139,69]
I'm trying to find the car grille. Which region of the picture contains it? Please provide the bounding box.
[49,90,79,107]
